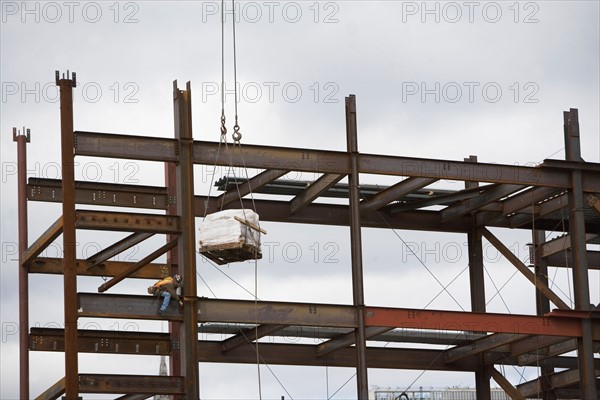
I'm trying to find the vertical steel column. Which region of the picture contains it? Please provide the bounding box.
[563,108,596,399]
[57,71,79,399]
[14,127,30,400]
[532,230,557,400]
[345,95,368,398]
[165,161,182,378]
[173,81,199,398]
[465,156,490,400]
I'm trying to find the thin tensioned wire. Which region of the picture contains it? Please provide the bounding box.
[198,250,259,299]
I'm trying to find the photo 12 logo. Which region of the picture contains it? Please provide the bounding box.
[201,1,340,24]
[1,1,140,24]
[401,81,540,104]
[200,81,340,104]
[2,81,140,104]
[401,1,540,23]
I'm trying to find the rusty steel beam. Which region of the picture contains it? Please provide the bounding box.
[510,335,571,357]
[444,333,528,364]
[505,192,570,228]
[589,194,600,214]
[198,341,476,371]
[360,177,438,214]
[541,233,598,258]
[517,368,600,398]
[221,324,287,352]
[15,126,30,400]
[27,178,169,210]
[115,395,152,400]
[34,376,65,400]
[545,250,600,269]
[73,131,600,192]
[75,210,179,233]
[290,173,345,214]
[78,374,184,394]
[441,184,526,222]
[490,368,525,400]
[21,216,63,266]
[98,238,177,292]
[316,326,392,357]
[391,184,487,213]
[564,109,597,399]
[86,232,155,269]
[515,339,600,366]
[29,328,171,355]
[500,186,562,216]
[216,169,288,208]
[172,80,200,398]
[77,294,591,337]
[29,257,169,279]
[58,71,79,400]
[482,228,571,310]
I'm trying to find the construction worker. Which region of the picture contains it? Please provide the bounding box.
[149,274,183,314]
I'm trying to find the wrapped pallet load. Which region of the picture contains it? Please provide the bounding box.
[198,209,264,265]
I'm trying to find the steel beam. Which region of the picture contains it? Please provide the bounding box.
[445,333,528,364]
[482,228,571,310]
[75,210,179,233]
[509,335,570,357]
[173,80,199,398]
[86,232,155,269]
[540,233,598,258]
[545,250,600,269]
[58,71,79,400]
[34,377,65,400]
[221,324,287,352]
[30,257,169,279]
[290,173,345,214]
[441,184,526,222]
[73,131,600,191]
[15,127,30,400]
[21,217,63,266]
[27,178,168,210]
[29,328,171,355]
[316,326,391,357]
[98,238,177,292]
[517,368,600,398]
[564,109,597,399]
[360,177,437,214]
[589,194,600,214]
[78,374,184,394]
[490,368,525,400]
[216,169,288,208]
[390,184,487,213]
[500,186,561,216]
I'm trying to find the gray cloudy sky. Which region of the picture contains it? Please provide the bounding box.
[1,1,599,399]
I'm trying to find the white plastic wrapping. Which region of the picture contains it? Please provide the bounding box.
[198,209,261,249]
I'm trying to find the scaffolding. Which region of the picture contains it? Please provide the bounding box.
[16,72,600,399]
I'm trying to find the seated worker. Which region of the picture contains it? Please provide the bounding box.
[150,274,183,314]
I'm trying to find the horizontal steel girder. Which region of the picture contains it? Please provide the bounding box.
[75,210,179,233]
[29,257,169,279]
[74,131,600,192]
[30,328,171,355]
[77,294,593,337]
[78,374,184,394]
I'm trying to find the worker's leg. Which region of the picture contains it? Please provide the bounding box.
[160,291,171,312]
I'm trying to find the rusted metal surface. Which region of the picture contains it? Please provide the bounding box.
[216,168,288,207]
[564,108,597,399]
[345,95,369,398]
[34,376,65,400]
[316,326,392,357]
[21,216,63,266]
[490,368,525,400]
[58,72,79,400]
[545,250,600,269]
[78,374,185,394]
[541,233,598,258]
[173,80,199,398]
[444,333,528,364]
[98,238,177,292]
[15,127,30,400]
[29,257,168,279]
[517,368,600,397]
[221,324,287,352]
[73,131,600,191]
[441,183,526,222]
[75,210,180,233]
[360,177,437,214]
[29,328,171,355]
[482,228,570,310]
[290,173,345,214]
[87,232,155,269]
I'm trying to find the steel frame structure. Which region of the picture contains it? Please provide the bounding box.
[15,72,600,399]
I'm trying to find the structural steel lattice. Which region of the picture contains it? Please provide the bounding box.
[15,72,600,399]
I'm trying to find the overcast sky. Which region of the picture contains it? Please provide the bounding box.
[1,1,599,399]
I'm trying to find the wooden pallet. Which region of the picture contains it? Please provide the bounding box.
[199,241,262,265]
